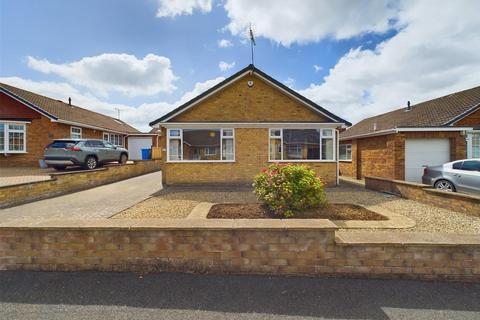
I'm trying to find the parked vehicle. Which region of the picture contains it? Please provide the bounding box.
[44,139,129,170]
[422,159,480,194]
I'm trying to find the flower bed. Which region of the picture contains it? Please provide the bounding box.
[207,203,388,220]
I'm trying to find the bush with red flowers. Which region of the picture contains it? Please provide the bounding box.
[252,163,327,218]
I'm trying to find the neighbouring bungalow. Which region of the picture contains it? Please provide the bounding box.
[0,83,142,166]
[339,85,480,182]
[149,64,351,186]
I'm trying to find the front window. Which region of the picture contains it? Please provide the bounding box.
[167,128,235,162]
[103,132,124,146]
[1,122,26,153]
[472,132,480,158]
[339,144,352,161]
[70,127,82,139]
[269,128,335,161]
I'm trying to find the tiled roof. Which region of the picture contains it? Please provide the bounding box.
[0,82,139,134]
[340,85,480,140]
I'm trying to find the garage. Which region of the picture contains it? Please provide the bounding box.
[127,136,153,160]
[405,138,451,182]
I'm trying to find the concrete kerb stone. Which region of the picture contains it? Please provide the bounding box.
[187,202,214,219]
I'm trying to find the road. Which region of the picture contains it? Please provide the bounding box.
[0,271,479,320]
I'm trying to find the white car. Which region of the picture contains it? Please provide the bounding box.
[422,159,480,194]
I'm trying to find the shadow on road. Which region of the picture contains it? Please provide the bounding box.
[0,272,479,319]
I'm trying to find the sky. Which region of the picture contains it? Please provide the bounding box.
[1,0,479,131]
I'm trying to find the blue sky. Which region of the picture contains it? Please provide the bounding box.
[1,0,479,131]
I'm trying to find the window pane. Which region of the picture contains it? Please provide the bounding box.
[9,131,24,151]
[283,129,320,160]
[452,161,463,170]
[270,129,281,137]
[0,124,4,151]
[183,129,221,160]
[169,139,181,161]
[473,133,480,158]
[222,129,233,137]
[322,129,333,137]
[222,138,234,160]
[339,145,346,160]
[270,138,282,160]
[322,138,334,160]
[461,160,480,171]
[169,129,180,137]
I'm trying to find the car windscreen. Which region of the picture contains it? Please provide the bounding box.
[47,140,78,149]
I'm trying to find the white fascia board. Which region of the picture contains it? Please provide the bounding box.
[339,129,398,141]
[397,127,474,132]
[160,122,343,129]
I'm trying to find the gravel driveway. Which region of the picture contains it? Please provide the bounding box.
[114,183,480,234]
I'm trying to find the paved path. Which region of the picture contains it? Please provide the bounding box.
[0,171,162,222]
[0,272,479,320]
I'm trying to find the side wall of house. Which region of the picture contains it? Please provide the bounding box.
[455,107,480,126]
[340,132,467,180]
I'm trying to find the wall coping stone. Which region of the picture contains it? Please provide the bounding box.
[0,218,338,231]
[365,176,427,188]
[336,231,480,246]
[424,188,480,201]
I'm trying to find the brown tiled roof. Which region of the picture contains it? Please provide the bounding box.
[0,82,139,134]
[340,85,480,140]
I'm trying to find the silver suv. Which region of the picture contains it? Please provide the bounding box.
[422,159,480,194]
[44,139,129,170]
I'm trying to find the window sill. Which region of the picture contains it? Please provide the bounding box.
[268,160,336,163]
[2,151,27,154]
[166,160,236,163]
[339,160,353,163]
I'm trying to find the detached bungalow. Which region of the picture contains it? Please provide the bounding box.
[150,64,351,186]
[0,83,140,166]
[339,85,480,182]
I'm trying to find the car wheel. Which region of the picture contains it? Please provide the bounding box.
[85,156,98,170]
[434,179,455,192]
[53,166,66,171]
[119,153,128,164]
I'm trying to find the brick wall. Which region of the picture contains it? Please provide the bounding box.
[0,220,478,281]
[0,115,103,167]
[455,107,480,126]
[365,176,480,216]
[0,160,162,208]
[340,131,467,181]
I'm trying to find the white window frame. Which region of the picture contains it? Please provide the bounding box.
[268,128,336,162]
[70,126,82,139]
[339,144,352,161]
[103,132,124,146]
[167,128,235,163]
[1,121,27,154]
[467,131,480,159]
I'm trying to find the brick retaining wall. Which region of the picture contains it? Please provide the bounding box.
[0,160,162,208]
[365,176,480,217]
[0,219,478,281]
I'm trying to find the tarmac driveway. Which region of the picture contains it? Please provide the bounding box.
[0,171,162,223]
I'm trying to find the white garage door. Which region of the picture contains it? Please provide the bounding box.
[405,138,450,182]
[128,137,152,160]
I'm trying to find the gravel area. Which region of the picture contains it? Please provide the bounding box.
[114,183,480,235]
[329,183,480,235]
[113,185,258,219]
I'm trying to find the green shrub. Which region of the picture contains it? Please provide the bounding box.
[252,163,327,218]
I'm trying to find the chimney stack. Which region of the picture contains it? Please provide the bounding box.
[68,97,72,106]
[406,100,411,111]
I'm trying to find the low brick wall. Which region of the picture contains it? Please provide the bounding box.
[0,160,162,208]
[365,176,480,217]
[0,219,478,281]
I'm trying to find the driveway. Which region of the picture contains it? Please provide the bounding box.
[0,167,53,187]
[0,271,479,320]
[0,171,162,223]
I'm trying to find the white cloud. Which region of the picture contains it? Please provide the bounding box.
[313,65,323,73]
[27,53,177,97]
[283,77,295,88]
[218,39,233,48]
[224,0,397,46]
[218,61,235,72]
[0,76,225,132]
[299,0,480,124]
[156,0,212,17]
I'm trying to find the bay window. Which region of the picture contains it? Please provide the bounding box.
[269,128,335,161]
[168,128,235,162]
[1,122,26,153]
[339,144,352,161]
